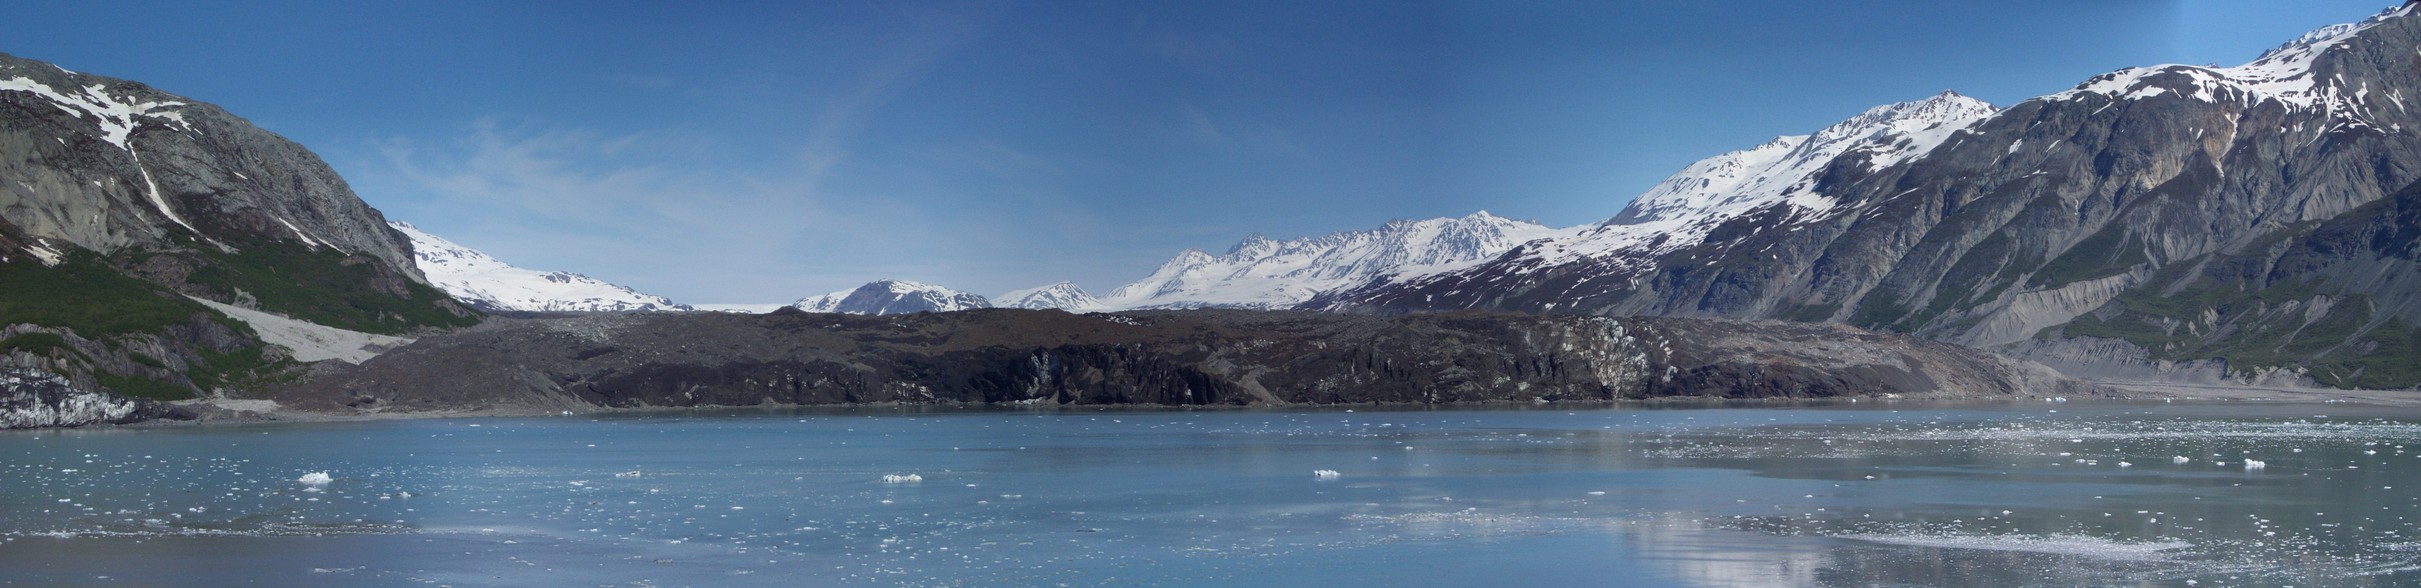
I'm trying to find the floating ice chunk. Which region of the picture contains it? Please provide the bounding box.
[1313,469,1342,480]
[881,474,923,484]
[2118,461,2133,467]
[616,471,642,478]
[2172,456,2191,464]
[2244,459,2267,470]
[297,472,333,486]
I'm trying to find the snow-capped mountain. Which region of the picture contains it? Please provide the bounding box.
[997,282,1100,310]
[1089,92,1982,313]
[1610,91,1997,226]
[1322,5,2421,388]
[1097,211,1562,310]
[390,221,690,313]
[793,280,991,315]
[1524,91,1997,274]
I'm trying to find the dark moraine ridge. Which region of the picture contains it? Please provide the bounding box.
[268,309,2102,414]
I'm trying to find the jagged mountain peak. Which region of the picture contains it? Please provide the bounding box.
[997,281,1101,310]
[794,280,991,315]
[1097,212,1561,310]
[1319,4,2421,389]
[2050,4,2417,111]
[1810,90,1996,147]
[390,221,689,313]
[1552,89,2002,279]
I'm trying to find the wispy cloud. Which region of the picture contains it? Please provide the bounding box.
[1165,105,1316,162]
[359,4,1027,302]
[796,4,1000,196]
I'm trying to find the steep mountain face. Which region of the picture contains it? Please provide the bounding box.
[794,280,991,315]
[1322,6,2421,388]
[996,281,1100,310]
[0,51,472,335]
[391,221,689,313]
[1100,211,1562,310]
[0,54,420,275]
[0,52,478,422]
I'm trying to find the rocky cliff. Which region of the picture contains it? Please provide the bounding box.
[0,52,479,424]
[271,309,2098,414]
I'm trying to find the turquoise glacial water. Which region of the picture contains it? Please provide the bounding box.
[5,401,2421,586]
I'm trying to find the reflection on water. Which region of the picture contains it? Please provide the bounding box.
[4,402,2421,586]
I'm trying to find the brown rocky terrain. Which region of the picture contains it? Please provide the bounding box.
[265,309,2102,415]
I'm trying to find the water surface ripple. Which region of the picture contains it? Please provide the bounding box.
[4,401,2418,586]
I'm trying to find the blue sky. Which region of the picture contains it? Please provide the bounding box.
[3,1,2399,303]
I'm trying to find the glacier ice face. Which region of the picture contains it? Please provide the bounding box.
[0,368,142,429]
[391,221,691,313]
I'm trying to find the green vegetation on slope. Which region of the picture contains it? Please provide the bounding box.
[94,369,195,401]
[0,249,302,397]
[155,234,478,335]
[0,252,234,337]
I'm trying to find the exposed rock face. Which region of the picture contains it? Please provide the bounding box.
[272,310,2099,414]
[0,52,479,417]
[1319,6,2421,388]
[0,52,418,277]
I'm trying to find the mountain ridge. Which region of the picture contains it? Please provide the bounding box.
[1316,4,2421,388]
[389,221,690,313]
[794,280,991,315]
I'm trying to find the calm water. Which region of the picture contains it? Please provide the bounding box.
[5,401,2421,587]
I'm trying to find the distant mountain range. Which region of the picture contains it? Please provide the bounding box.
[996,281,1100,310]
[793,280,991,315]
[431,4,2421,389]
[10,2,2421,417]
[1096,212,1563,310]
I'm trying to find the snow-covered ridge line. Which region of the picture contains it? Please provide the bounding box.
[1099,211,1563,310]
[794,280,991,315]
[2047,3,2416,111]
[998,282,1100,310]
[1520,91,1997,273]
[390,221,690,313]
